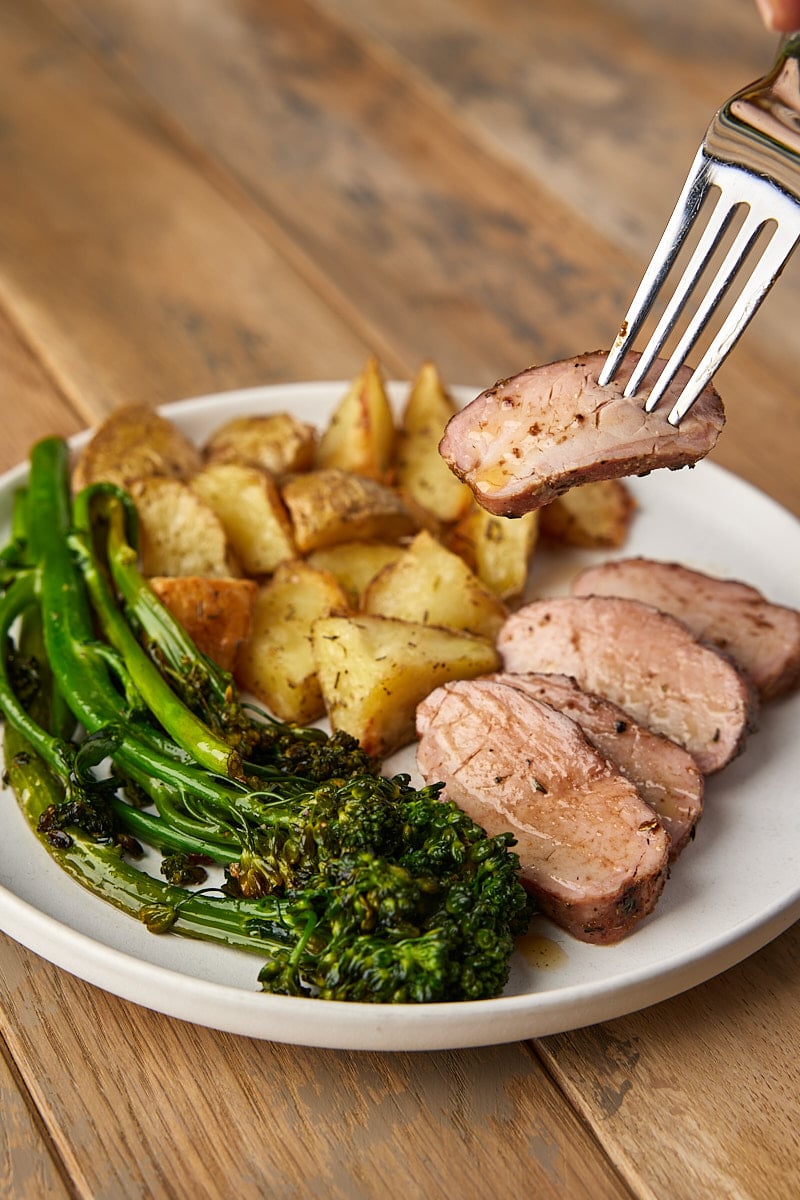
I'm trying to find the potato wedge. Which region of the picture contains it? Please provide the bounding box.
[148,576,257,672]
[281,469,416,553]
[203,412,316,475]
[128,478,235,578]
[394,361,473,522]
[312,614,500,756]
[539,480,635,548]
[363,530,507,639]
[446,504,539,600]
[72,403,202,492]
[236,561,350,724]
[315,356,395,480]
[306,541,405,609]
[190,462,296,576]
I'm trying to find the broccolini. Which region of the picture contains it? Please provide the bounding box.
[0,437,533,1003]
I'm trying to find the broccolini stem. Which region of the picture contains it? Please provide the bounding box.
[88,484,232,708]
[24,440,256,815]
[4,721,296,952]
[0,569,74,777]
[70,485,236,778]
[110,798,239,863]
[0,488,30,582]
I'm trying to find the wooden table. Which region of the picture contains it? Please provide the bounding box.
[1,2,798,1196]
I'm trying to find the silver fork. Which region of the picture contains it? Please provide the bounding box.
[599,33,800,426]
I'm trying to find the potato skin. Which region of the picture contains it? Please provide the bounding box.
[281,469,416,553]
[203,413,316,475]
[539,480,635,549]
[148,576,257,672]
[395,361,473,523]
[72,403,202,492]
[315,356,394,481]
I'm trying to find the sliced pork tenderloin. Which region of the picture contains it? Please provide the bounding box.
[573,557,800,701]
[497,596,758,774]
[416,677,669,945]
[488,672,703,857]
[438,351,725,516]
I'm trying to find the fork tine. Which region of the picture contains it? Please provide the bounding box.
[665,220,800,425]
[597,150,712,388]
[641,205,769,412]
[623,189,741,398]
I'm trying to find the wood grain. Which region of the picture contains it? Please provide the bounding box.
[0,0,376,424]
[0,309,82,469]
[316,0,777,251]
[538,922,800,1199]
[0,935,631,1200]
[0,1034,71,1200]
[40,0,635,378]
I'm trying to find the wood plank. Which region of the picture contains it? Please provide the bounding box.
[0,309,83,469]
[36,0,636,382]
[0,0,376,425]
[0,1034,72,1199]
[315,0,777,252]
[39,0,800,515]
[0,934,633,1200]
[536,922,800,1200]
[313,0,798,368]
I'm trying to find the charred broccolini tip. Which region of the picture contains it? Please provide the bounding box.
[257,847,525,1003]
[0,436,533,1004]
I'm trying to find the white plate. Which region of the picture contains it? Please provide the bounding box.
[1,382,799,1051]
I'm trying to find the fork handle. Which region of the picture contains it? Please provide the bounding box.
[710,34,800,197]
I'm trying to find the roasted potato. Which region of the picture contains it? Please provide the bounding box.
[128,478,235,578]
[394,361,473,523]
[71,359,636,752]
[190,462,296,576]
[363,530,507,639]
[312,614,500,756]
[203,412,316,475]
[305,541,405,609]
[315,356,395,481]
[281,469,416,553]
[447,504,539,600]
[72,403,202,492]
[235,561,350,724]
[539,480,635,548]
[148,576,257,672]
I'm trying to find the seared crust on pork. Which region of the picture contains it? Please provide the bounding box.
[487,672,703,858]
[573,557,800,701]
[497,596,758,774]
[416,678,669,944]
[439,351,725,515]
